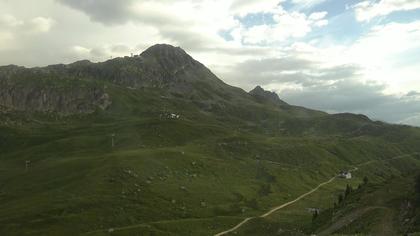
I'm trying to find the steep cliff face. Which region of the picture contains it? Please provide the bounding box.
[0,74,111,114]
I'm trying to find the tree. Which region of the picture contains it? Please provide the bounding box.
[363,176,369,185]
[246,198,259,210]
[345,184,353,197]
[338,194,344,204]
[312,210,319,221]
[258,183,272,196]
[416,174,420,203]
[416,174,420,194]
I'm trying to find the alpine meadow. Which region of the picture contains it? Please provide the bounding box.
[1,0,420,236]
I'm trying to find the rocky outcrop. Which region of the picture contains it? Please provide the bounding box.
[249,86,288,106]
[0,76,111,114]
[59,44,221,90]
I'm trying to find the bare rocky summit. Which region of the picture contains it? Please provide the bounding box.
[249,85,288,106]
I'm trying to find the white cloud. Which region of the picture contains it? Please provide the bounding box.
[346,20,420,93]
[400,113,420,126]
[349,21,420,62]
[27,17,55,33]
[239,9,329,44]
[0,14,20,50]
[0,14,23,28]
[230,0,282,15]
[72,45,91,55]
[309,11,328,21]
[55,0,329,50]
[354,0,420,22]
[0,14,54,33]
[0,14,55,51]
[0,31,15,50]
[291,0,328,10]
[314,19,328,27]
[270,20,420,95]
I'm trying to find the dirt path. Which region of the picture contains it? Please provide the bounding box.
[214,176,337,236]
[213,153,418,236]
[83,216,241,235]
[82,174,337,236]
[356,153,417,167]
[84,153,417,236]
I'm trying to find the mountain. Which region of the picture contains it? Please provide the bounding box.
[0,44,419,236]
[249,85,288,106]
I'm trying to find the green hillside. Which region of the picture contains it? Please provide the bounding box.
[0,44,419,236]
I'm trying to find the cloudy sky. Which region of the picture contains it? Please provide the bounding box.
[1,0,420,126]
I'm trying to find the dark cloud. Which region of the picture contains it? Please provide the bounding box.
[110,44,131,54]
[56,0,185,26]
[90,47,107,57]
[56,0,211,52]
[219,56,420,126]
[237,57,316,72]
[281,79,420,125]
[56,0,135,25]
[54,1,279,56]
[406,91,420,97]
[281,80,390,112]
[316,65,362,81]
[221,57,361,89]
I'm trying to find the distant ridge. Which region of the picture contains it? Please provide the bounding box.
[249,85,289,106]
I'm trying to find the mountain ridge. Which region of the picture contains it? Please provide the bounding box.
[249,85,289,106]
[0,44,407,128]
[0,44,322,120]
[0,44,414,136]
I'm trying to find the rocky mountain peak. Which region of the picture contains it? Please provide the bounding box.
[249,85,288,106]
[140,44,196,65]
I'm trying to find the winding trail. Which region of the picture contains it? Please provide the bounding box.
[82,153,417,236]
[213,153,418,236]
[214,175,337,236]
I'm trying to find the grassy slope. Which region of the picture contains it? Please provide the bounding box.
[1,81,420,235]
[313,160,420,236]
[215,154,420,236]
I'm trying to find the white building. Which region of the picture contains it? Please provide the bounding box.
[339,171,352,179]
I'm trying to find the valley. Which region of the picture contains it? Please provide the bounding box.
[0,44,419,235]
